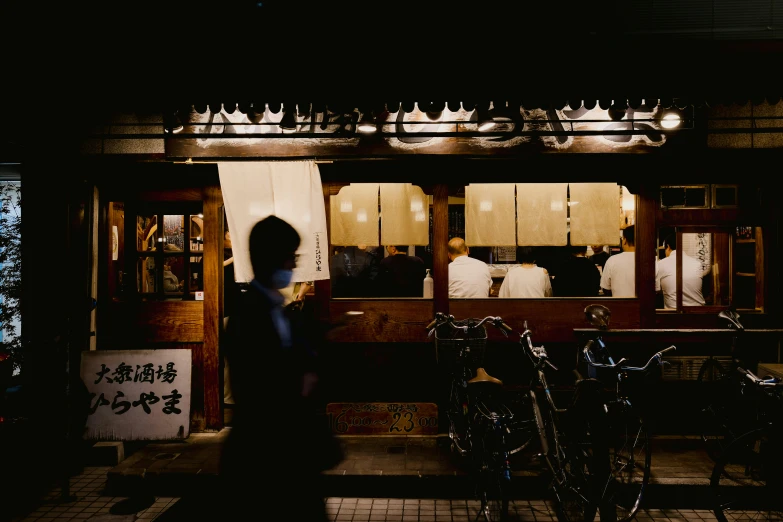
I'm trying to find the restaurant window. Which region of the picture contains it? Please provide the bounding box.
[655,226,763,312]
[119,203,204,301]
[447,183,634,298]
[330,183,432,298]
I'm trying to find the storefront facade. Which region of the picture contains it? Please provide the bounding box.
[14,94,783,437]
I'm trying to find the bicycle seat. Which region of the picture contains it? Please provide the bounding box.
[469,367,503,386]
[584,304,611,329]
[718,310,744,330]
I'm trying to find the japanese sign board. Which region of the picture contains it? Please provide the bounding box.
[326,402,438,435]
[80,350,192,441]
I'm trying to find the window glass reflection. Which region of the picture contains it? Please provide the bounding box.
[655,229,734,309]
[137,215,157,252]
[163,215,184,251]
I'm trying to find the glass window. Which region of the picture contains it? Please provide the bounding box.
[655,227,753,311]
[123,203,203,301]
[330,183,432,298]
[447,183,633,299]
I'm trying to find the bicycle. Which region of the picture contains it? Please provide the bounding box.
[697,309,752,461]
[708,366,783,522]
[577,304,676,522]
[513,319,609,522]
[427,312,526,522]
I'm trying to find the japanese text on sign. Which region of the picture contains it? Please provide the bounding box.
[81,350,192,441]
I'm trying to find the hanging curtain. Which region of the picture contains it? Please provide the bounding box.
[465,184,516,246]
[380,183,429,246]
[569,183,620,245]
[218,161,329,283]
[330,183,380,246]
[516,183,568,246]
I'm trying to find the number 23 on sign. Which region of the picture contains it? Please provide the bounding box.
[326,403,438,435]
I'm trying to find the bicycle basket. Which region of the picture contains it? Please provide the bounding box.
[434,320,488,373]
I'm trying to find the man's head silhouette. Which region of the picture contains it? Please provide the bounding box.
[249,215,301,288]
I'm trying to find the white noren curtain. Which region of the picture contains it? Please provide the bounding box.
[218,161,329,283]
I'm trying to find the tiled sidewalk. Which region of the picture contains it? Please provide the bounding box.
[9,465,724,522]
[7,432,726,521]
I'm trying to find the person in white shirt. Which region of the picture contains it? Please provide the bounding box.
[600,225,636,297]
[447,237,492,298]
[655,233,706,309]
[499,246,553,298]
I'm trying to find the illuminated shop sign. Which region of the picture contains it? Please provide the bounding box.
[166,103,684,158]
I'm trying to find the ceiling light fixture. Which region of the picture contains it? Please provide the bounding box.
[357,111,377,133]
[476,108,496,131]
[163,111,183,134]
[660,112,682,129]
[279,104,297,133]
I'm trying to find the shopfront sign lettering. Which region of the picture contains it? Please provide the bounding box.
[166,104,673,159]
[81,349,192,441]
[326,402,438,435]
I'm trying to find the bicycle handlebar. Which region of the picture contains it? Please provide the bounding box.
[426,312,513,337]
[736,366,783,387]
[519,323,559,371]
[583,344,676,372]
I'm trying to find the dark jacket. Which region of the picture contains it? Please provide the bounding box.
[589,251,610,269]
[377,253,427,297]
[220,283,336,521]
[554,256,602,297]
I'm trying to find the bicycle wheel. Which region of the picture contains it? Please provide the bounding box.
[548,411,597,522]
[471,420,510,522]
[710,428,783,522]
[448,375,470,455]
[595,402,650,522]
[697,359,732,461]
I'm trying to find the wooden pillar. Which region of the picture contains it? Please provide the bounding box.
[203,183,222,430]
[637,182,657,328]
[432,184,449,315]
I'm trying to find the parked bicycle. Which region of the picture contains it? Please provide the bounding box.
[697,309,753,461]
[577,304,676,522]
[709,366,783,522]
[428,312,526,522]
[514,319,603,522]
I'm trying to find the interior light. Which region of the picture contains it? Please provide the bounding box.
[357,111,377,133]
[661,113,681,129]
[480,200,493,212]
[550,200,564,211]
[415,211,426,222]
[476,108,496,131]
[279,105,297,133]
[356,209,368,222]
[621,186,635,211]
[340,200,353,213]
[410,199,423,212]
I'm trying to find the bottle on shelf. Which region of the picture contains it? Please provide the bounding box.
[423,269,434,298]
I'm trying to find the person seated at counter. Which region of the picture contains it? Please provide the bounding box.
[447,237,492,298]
[589,244,610,269]
[498,246,553,298]
[601,225,635,297]
[330,244,382,297]
[554,240,601,297]
[655,233,706,308]
[376,245,426,297]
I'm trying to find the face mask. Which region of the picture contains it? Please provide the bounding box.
[270,269,293,289]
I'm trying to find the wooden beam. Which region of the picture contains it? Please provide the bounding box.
[203,183,222,430]
[432,184,449,316]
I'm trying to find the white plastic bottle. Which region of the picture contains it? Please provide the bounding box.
[423,269,434,298]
